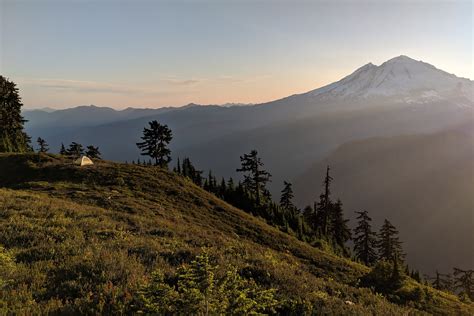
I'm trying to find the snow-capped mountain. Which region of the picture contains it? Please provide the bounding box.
[304,55,473,105]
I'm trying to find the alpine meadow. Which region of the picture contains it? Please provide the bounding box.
[1,0,473,315]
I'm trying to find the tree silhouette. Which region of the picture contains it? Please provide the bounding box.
[390,252,404,288]
[175,157,182,174]
[453,268,473,300]
[181,157,203,186]
[0,76,31,152]
[136,120,172,168]
[67,142,84,158]
[236,150,271,206]
[36,137,49,153]
[329,199,351,254]
[424,270,453,292]
[59,143,67,155]
[353,210,377,266]
[377,219,404,262]
[279,181,295,211]
[314,166,333,236]
[86,145,102,159]
[203,170,215,193]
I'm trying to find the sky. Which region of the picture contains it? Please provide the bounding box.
[1,0,472,109]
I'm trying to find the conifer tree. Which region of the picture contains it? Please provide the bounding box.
[453,268,473,300]
[218,178,226,197]
[410,269,421,283]
[138,250,278,314]
[85,145,101,159]
[181,157,203,186]
[227,177,234,191]
[425,270,452,292]
[353,210,378,265]
[279,181,295,211]
[176,157,181,174]
[321,166,333,234]
[0,76,31,152]
[329,200,352,253]
[36,137,49,153]
[236,150,271,205]
[314,166,333,236]
[66,142,84,158]
[390,253,404,288]
[136,120,172,168]
[177,250,216,315]
[302,205,313,227]
[59,143,67,155]
[204,170,217,193]
[377,219,404,262]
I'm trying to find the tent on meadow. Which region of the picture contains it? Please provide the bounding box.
[75,156,94,166]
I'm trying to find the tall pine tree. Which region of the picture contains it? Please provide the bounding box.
[313,166,333,236]
[426,270,452,292]
[0,76,30,152]
[36,137,49,153]
[353,210,378,266]
[377,219,404,262]
[236,150,271,206]
[136,120,173,168]
[279,181,295,211]
[329,200,352,254]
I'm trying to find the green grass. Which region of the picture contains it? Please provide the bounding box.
[0,153,472,314]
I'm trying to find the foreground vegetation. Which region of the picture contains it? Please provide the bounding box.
[0,153,472,314]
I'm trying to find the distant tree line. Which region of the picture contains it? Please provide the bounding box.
[58,142,102,159]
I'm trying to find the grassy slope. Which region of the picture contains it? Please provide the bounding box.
[0,153,471,315]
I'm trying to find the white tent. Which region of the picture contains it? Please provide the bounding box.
[75,156,94,166]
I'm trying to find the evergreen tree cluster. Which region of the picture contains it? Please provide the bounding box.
[176,151,302,236]
[353,210,405,268]
[302,166,352,255]
[171,150,408,266]
[174,157,203,186]
[423,268,473,300]
[58,142,102,159]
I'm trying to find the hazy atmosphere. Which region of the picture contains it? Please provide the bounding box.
[0,0,473,314]
[2,0,472,109]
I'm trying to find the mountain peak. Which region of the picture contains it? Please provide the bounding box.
[306,55,473,103]
[384,55,418,64]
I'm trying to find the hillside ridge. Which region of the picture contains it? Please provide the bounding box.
[0,153,472,314]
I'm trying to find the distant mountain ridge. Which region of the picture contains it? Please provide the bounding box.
[25,55,473,117]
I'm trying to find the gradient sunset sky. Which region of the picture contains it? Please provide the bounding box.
[1,0,472,109]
